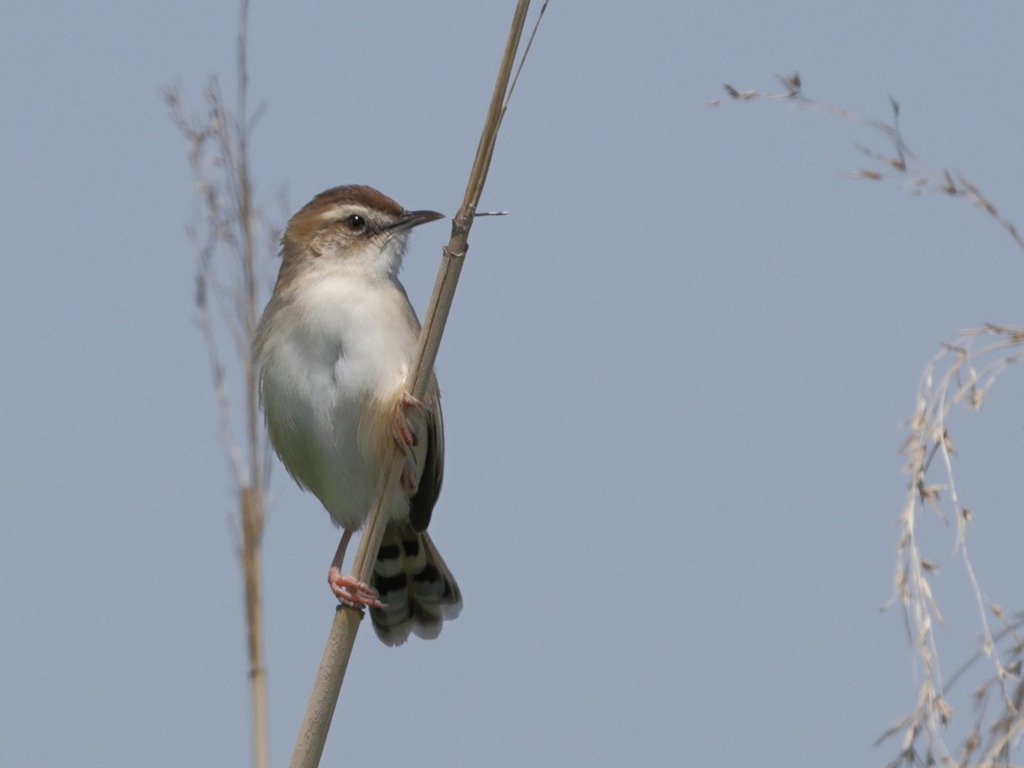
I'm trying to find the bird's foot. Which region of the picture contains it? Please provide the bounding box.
[328,567,385,609]
[392,392,424,492]
[391,392,424,447]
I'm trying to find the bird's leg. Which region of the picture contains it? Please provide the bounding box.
[328,529,384,609]
[392,392,424,493]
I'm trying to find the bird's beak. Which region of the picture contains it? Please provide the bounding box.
[389,209,445,232]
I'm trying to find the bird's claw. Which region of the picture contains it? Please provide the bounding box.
[328,568,385,609]
[392,391,423,492]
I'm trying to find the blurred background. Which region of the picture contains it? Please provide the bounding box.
[3,2,1023,766]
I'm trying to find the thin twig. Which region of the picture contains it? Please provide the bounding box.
[889,326,1024,768]
[719,74,1024,768]
[714,74,1024,253]
[165,1,273,764]
[287,3,540,767]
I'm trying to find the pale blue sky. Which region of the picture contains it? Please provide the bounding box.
[3,2,1024,767]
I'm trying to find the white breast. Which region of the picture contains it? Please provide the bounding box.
[258,269,419,530]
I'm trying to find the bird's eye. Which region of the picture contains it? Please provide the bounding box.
[343,214,367,233]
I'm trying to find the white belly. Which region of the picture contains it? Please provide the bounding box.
[257,273,419,530]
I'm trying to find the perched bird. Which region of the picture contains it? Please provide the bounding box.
[254,185,461,646]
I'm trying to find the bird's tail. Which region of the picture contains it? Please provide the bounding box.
[370,523,462,646]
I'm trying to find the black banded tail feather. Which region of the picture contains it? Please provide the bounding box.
[370,523,462,647]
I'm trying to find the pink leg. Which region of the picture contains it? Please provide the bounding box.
[327,529,384,609]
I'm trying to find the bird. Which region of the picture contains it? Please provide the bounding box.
[254,184,461,646]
